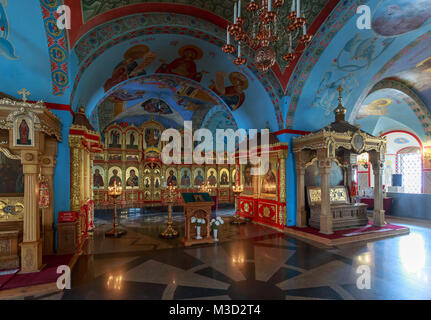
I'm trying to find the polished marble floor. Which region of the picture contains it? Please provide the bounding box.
[32,210,431,300]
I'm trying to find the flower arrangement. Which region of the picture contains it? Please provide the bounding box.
[191,217,206,227]
[210,217,224,229]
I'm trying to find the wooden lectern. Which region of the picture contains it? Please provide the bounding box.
[182,193,215,247]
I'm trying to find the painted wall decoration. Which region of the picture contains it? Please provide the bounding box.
[104,44,157,92]
[0,152,24,194]
[126,167,139,188]
[310,33,395,116]
[260,160,277,196]
[144,127,161,148]
[219,168,229,187]
[207,168,217,187]
[356,98,392,119]
[0,0,17,60]
[372,0,431,36]
[109,129,121,148]
[108,167,122,186]
[209,71,249,111]
[156,45,205,82]
[180,168,191,187]
[394,137,409,144]
[166,167,178,186]
[93,166,105,189]
[13,115,34,147]
[40,0,69,96]
[193,168,205,187]
[141,98,173,115]
[126,130,138,148]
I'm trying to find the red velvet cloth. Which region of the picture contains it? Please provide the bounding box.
[288,223,407,240]
[0,255,73,291]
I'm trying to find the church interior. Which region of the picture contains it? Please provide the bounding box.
[0,0,431,302]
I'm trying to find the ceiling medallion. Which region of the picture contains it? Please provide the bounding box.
[222,0,313,73]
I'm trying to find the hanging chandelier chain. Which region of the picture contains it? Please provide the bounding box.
[222,0,313,72]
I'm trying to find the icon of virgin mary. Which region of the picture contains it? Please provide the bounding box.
[17,119,31,145]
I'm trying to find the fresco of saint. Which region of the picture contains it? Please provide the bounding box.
[145,128,160,148]
[156,45,205,82]
[18,119,31,145]
[209,71,249,111]
[207,170,217,186]
[109,169,122,187]
[220,171,229,185]
[261,162,277,194]
[194,170,204,187]
[181,170,191,187]
[126,169,139,187]
[104,45,157,92]
[93,168,104,189]
[166,170,177,186]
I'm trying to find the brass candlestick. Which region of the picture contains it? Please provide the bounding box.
[160,184,179,239]
[232,184,247,225]
[105,181,126,238]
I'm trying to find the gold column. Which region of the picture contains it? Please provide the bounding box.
[20,150,43,273]
[69,136,82,212]
[41,155,55,254]
[318,152,333,234]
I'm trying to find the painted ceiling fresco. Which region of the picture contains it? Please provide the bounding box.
[79,34,278,132]
[0,0,70,103]
[79,0,329,70]
[286,0,431,139]
[354,88,426,140]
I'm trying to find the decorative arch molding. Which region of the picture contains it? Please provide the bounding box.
[71,15,284,128]
[354,78,431,141]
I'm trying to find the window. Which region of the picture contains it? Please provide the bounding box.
[398,149,422,194]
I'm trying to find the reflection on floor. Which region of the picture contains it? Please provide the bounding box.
[31,210,431,300]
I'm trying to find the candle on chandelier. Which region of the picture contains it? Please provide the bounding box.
[297,0,301,17]
[238,42,241,57]
[227,26,230,44]
[234,2,237,24]
[238,0,241,17]
[268,0,272,12]
[303,22,307,35]
[291,0,295,11]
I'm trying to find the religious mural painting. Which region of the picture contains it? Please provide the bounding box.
[108,167,122,187]
[207,168,217,187]
[232,168,238,186]
[126,167,139,189]
[260,159,278,197]
[0,0,17,60]
[109,129,122,148]
[156,45,205,82]
[165,167,177,186]
[141,98,173,115]
[242,163,254,194]
[372,0,431,36]
[219,168,229,187]
[209,71,249,111]
[193,168,205,187]
[104,44,157,92]
[180,168,192,188]
[126,130,138,149]
[13,115,34,147]
[356,98,392,119]
[311,34,395,116]
[144,127,161,149]
[93,166,105,190]
[0,152,24,194]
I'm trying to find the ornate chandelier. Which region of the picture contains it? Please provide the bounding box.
[222,0,313,72]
